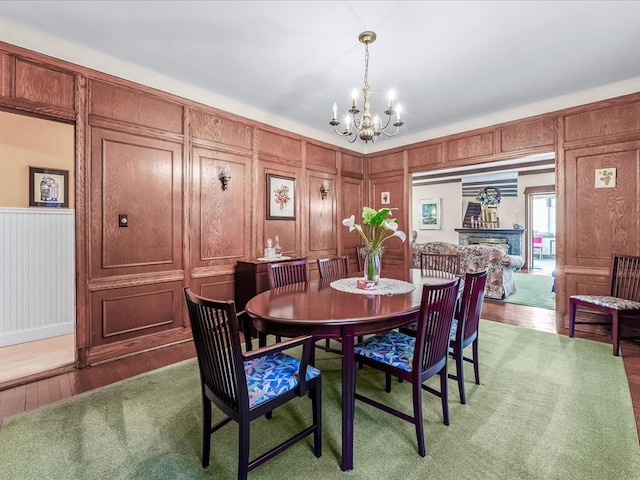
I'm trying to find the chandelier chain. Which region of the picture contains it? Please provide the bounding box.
[363,43,370,89]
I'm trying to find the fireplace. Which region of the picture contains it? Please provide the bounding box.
[455,228,525,256]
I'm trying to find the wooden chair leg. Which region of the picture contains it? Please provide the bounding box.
[472,339,480,385]
[202,397,212,468]
[455,350,466,405]
[312,379,322,458]
[440,367,450,426]
[612,310,620,356]
[238,422,250,480]
[412,383,426,457]
[569,299,577,338]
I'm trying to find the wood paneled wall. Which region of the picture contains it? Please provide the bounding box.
[1,39,639,365]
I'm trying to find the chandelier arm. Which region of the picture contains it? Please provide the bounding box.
[379,124,402,138]
[378,114,393,131]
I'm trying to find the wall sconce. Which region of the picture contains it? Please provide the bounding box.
[218,164,231,190]
[320,180,330,200]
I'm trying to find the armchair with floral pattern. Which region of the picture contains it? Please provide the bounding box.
[412,241,524,299]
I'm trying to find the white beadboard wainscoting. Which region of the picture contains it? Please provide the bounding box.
[0,208,75,347]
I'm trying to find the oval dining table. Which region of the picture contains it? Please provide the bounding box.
[244,268,458,472]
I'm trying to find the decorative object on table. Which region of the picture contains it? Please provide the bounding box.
[329,31,404,144]
[274,234,282,258]
[419,198,441,230]
[266,173,295,220]
[29,166,69,208]
[330,277,415,296]
[263,238,275,259]
[342,207,406,288]
[475,186,501,227]
[476,186,501,206]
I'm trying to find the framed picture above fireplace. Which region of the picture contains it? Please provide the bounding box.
[419,198,441,230]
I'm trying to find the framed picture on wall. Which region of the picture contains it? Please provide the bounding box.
[267,173,295,220]
[419,198,440,230]
[29,166,69,208]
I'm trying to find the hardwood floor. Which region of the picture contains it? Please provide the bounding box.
[1,301,638,438]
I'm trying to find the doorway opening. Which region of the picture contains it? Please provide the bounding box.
[0,110,76,387]
[524,186,556,275]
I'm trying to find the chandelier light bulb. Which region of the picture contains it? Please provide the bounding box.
[329,31,405,144]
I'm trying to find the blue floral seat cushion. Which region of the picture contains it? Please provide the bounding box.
[244,352,321,409]
[449,318,459,341]
[571,295,640,310]
[354,330,415,371]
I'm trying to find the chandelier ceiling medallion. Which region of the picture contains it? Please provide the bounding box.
[330,31,404,144]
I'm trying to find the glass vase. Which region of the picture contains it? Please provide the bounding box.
[364,251,382,285]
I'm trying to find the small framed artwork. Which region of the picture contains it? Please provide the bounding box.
[595,168,616,188]
[29,166,69,208]
[267,173,296,220]
[381,191,390,204]
[419,198,441,230]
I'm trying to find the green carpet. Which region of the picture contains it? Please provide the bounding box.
[1,321,638,479]
[502,272,556,310]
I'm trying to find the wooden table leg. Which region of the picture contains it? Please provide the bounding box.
[340,325,355,472]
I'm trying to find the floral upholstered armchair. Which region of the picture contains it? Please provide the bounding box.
[412,241,524,299]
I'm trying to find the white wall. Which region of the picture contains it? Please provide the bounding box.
[412,182,461,244]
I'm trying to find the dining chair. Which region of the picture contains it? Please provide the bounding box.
[268,259,309,289]
[317,255,350,280]
[569,253,640,356]
[353,278,460,457]
[420,253,461,275]
[316,255,363,353]
[448,269,488,404]
[262,259,310,346]
[533,236,543,259]
[183,288,322,479]
[355,245,365,272]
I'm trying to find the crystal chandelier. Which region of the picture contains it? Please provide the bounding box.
[330,31,404,143]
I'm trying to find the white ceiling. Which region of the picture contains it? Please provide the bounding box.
[1,1,640,154]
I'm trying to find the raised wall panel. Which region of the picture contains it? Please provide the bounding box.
[306,143,337,170]
[90,80,183,133]
[90,128,183,277]
[0,53,13,97]
[191,147,251,267]
[90,282,183,346]
[368,173,405,256]
[445,132,495,162]
[14,58,74,110]
[500,118,555,152]
[262,164,301,258]
[308,171,336,254]
[190,109,252,150]
[407,144,441,170]
[564,100,640,143]
[257,129,302,165]
[195,274,235,302]
[341,152,364,175]
[368,152,404,175]
[564,141,640,267]
[341,176,363,256]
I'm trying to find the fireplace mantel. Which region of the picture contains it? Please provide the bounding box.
[454,228,525,235]
[455,228,525,256]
